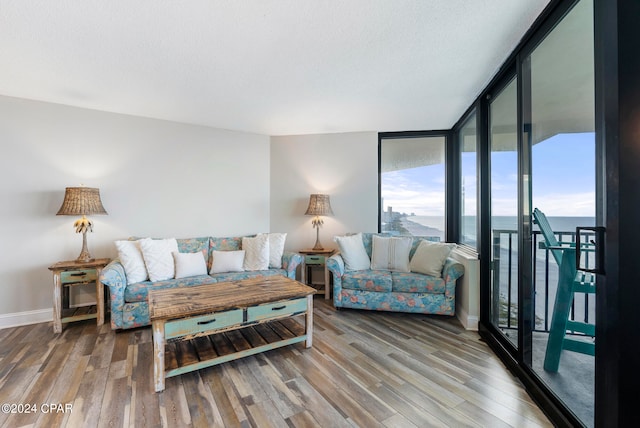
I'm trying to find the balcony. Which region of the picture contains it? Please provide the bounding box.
[493,228,595,427]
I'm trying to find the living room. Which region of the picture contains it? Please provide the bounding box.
[2,1,640,427]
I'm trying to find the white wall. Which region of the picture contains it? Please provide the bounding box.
[3,98,468,329]
[0,95,270,326]
[451,248,480,330]
[270,132,379,252]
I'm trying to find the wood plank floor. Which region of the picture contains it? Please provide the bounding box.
[0,297,552,428]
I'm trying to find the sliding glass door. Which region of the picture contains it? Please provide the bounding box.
[483,1,597,426]
[525,1,596,426]
[489,77,519,348]
[474,0,640,424]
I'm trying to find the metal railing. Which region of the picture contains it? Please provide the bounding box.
[493,229,595,333]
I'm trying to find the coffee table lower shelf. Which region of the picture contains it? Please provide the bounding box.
[164,317,307,379]
[149,277,316,392]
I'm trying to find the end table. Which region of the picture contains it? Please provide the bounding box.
[48,258,111,333]
[299,249,336,299]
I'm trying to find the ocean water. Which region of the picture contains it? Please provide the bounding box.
[406,215,596,245]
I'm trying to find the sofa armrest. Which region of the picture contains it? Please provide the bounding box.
[442,258,465,298]
[327,254,345,305]
[326,254,345,278]
[282,251,303,278]
[100,259,127,330]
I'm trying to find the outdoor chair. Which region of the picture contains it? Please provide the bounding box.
[532,208,596,372]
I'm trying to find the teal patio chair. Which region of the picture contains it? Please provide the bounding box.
[532,208,596,372]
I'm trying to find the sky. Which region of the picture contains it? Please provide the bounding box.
[382,132,596,218]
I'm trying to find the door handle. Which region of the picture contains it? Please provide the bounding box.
[576,226,605,275]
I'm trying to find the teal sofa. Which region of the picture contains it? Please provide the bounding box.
[327,233,464,315]
[100,236,302,330]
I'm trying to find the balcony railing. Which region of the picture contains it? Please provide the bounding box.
[493,229,595,333]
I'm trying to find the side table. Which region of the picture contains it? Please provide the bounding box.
[299,249,336,299]
[48,258,111,333]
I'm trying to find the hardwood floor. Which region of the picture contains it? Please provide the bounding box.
[0,297,552,427]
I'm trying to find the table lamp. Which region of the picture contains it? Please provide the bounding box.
[57,187,108,262]
[304,194,334,250]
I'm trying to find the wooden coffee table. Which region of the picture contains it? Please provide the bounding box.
[148,275,316,392]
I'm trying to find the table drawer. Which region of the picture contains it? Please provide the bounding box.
[61,269,97,284]
[247,298,307,322]
[305,255,326,265]
[165,309,243,339]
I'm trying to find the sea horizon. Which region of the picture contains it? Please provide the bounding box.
[397,215,596,242]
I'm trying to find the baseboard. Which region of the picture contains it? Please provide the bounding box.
[0,308,52,330]
[456,306,479,331]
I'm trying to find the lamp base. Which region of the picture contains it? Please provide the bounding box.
[312,225,324,250]
[76,231,95,263]
[75,253,95,263]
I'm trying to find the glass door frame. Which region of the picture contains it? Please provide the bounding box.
[594,1,640,426]
[484,72,524,351]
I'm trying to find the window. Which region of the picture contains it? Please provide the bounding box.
[459,112,478,248]
[379,134,446,240]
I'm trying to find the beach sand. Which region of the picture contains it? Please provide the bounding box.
[400,218,444,240]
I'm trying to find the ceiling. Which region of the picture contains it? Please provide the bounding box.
[0,1,550,136]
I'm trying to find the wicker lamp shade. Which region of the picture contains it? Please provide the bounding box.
[304,194,333,250]
[304,194,334,217]
[56,187,108,216]
[57,187,108,263]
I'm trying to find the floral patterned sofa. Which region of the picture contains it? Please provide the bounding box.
[100,236,302,330]
[326,233,464,315]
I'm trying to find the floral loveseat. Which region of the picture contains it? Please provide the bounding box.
[327,233,464,315]
[100,235,302,330]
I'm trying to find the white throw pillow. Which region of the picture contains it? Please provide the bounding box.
[115,239,148,284]
[259,232,287,268]
[409,240,456,278]
[334,233,371,271]
[139,238,179,282]
[173,251,207,279]
[370,235,413,272]
[242,235,270,271]
[210,250,246,274]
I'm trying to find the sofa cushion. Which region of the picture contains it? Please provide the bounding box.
[139,238,180,282]
[124,274,215,303]
[115,239,148,284]
[409,240,456,278]
[177,237,210,271]
[370,235,412,272]
[260,232,287,269]
[334,233,371,271]
[342,270,392,292]
[210,250,245,274]
[173,251,208,279]
[209,269,285,283]
[242,234,270,270]
[391,272,446,294]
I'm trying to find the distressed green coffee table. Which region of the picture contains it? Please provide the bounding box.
[149,275,316,392]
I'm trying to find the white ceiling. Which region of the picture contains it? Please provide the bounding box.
[0,1,550,136]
